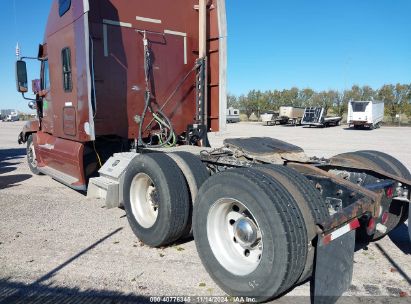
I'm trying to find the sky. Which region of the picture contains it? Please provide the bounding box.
[0,0,410,112]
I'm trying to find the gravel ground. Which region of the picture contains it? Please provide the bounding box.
[0,121,409,303]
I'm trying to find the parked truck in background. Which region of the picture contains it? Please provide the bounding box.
[276,106,305,125]
[348,100,384,129]
[1,109,19,122]
[260,110,279,126]
[15,1,410,302]
[3,113,20,122]
[301,107,342,128]
[226,107,240,123]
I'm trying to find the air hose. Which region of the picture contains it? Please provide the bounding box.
[137,32,175,148]
[138,91,175,148]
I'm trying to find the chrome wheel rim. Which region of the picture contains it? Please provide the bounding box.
[207,198,263,276]
[130,173,159,228]
[28,142,37,168]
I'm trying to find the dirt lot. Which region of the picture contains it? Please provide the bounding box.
[0,121,410,303]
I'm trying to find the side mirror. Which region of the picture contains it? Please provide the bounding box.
[16,60,28,93]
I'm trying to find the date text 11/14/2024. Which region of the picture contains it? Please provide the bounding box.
[149,296,257,303]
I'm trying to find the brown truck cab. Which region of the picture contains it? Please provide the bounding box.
[16,0,226,189]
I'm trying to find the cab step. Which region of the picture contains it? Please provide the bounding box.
[38,166,85,191]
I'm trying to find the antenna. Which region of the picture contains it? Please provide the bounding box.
[16,42,20,60]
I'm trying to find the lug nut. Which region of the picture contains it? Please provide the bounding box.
[376,223,387,234]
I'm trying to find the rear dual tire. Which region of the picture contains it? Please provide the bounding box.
[253,164,329,283]
[123,153,190,247]
[193,166,327,301]
[167,152,210,238]
[123,152,208,247]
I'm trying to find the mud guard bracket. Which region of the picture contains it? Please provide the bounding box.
[408,203,411,241]
[311,230,356,304]
[87,152,140,208]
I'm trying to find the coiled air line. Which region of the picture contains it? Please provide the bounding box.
[137,31,175,148]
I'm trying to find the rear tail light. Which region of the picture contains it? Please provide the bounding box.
[366,217,376,235]
[386,187,394,198]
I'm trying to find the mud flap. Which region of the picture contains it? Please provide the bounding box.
[408,203,411,241]
[311,230,356,304]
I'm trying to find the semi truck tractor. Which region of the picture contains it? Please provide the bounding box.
[15,0,410,302]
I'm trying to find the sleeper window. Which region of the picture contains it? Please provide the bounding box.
[62,48,72,92]
[42,60,50,90]
[59,0,71,17]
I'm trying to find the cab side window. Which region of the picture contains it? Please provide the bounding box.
[59,0,71,17]
[42,60,50,90]
[62,48,73,92]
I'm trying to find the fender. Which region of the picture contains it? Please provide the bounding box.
[18,120,40,144]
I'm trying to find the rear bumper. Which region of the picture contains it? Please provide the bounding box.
[289,162,411,235]
[349,120,370,126]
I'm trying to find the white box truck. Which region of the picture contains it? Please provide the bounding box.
[348,100,384,129]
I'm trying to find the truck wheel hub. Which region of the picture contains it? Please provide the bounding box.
[207,198,263,276]
[233,217,258,248]
[130,173,159,228]
[28,142,37,167]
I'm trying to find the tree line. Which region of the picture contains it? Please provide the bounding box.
[228,84,411,122]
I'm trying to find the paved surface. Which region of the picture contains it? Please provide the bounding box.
[0,121,410,303]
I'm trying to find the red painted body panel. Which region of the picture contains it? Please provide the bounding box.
[34,132,86,188]
[88,0,221,137]
[42,0,221,142]
[22,120,40,136]
[26,0,223,188]
[43,1,92,141]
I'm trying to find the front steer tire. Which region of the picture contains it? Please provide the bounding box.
[123,153,190,247]
[26,134,41,175]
